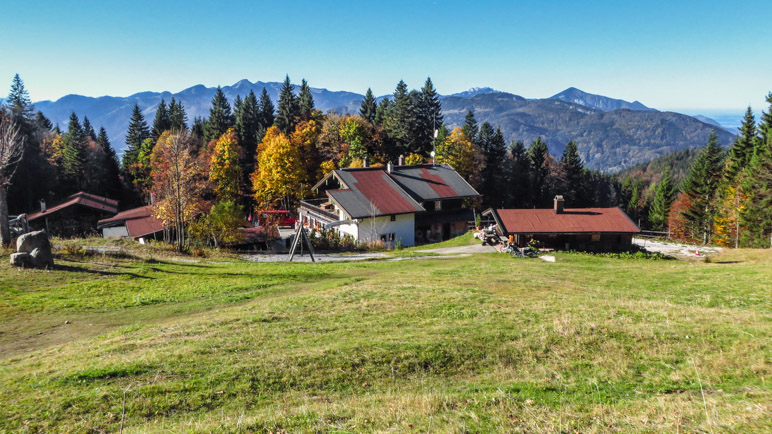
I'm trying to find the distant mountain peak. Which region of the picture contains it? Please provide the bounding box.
[550,87,653,112]
[449,87,499,98]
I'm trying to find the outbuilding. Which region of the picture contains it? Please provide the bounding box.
[484,196,640,251]
[97,205,165,241]
[27,192,119,237]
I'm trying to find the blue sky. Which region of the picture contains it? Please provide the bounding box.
[2,0,770,113]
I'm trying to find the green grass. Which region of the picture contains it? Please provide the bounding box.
[0,246,770,432]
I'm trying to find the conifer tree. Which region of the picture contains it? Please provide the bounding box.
[298,79,315,121]
[62,112,87,188]
[257,88,275,141]
[236,90,260,168]
[6,74,33,123]
[82,116,97,141]
[385,80,414,158]
[35,111,53,131]
[360,88,377,124]
[96,127,122,198]
[275,75,299,135]
[123,104,150,172]
[151,99,171,139]
[725,107,757,179]
[477,123,507,207]
[561,141,587,206]
[462,110,478,144]
[507,140,531,207]
[759,92,772,146]
[648,169,676,231]
[681,131,724,243]
[413,77,443,155]
[374,98,390,127]
[528,137,550,206]
[204,86,234,143]
[168,97,188,131]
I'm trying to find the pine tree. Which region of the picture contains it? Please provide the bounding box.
[298,79,315,121]
[462,110,478,144]
[528,137,550,207]
[236,90,260,168]
[477,123,506,207]
[412,77,443,155]
[561,141,587,206]
[82,116,97,141]
[275,75,299,135]
[648,169,676,231]
[96,127,122,198]
[35,111,53,131]
[681,131,724,243]
[151,99,171,139]
[759,92,772,146]
[258,87,275,141]
[168,97,188,131]
[6,74,33,123]
[725,107,757,179]
[507,140,531,207]
[62,112,87,188]
[204,86,234,143]
[123,104,150,172]
[385,80,414,158]
[360,88,377,124]
[374,97,390,127]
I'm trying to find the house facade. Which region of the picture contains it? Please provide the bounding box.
[299,163,480,247]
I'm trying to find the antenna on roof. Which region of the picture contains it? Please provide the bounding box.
[432,128,438,166]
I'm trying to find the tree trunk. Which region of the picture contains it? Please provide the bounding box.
[0,185,10,246]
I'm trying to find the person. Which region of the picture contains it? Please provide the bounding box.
[508,234,514,245]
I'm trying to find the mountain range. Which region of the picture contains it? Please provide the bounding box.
[31,80,736,172]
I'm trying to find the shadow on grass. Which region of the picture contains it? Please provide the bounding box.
[53,264,154,279]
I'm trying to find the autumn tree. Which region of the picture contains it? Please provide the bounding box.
[251,126,304,210]
[151,131,207,249]
[209,129,242,203]
[436,126,484,187]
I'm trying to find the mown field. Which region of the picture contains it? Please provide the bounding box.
[0,242,770,432]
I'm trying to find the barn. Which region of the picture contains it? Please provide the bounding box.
[484,196,640,251]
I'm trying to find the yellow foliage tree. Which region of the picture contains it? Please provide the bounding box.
[437,127,484,186]
[290,120,321,182]
[404,153,424,165]
[320,160,336,175]
[209,128,241,202]
[251,126,305,210]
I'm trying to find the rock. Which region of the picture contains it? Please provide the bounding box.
[30,247,54,269]
[10,252,31,267]
[17,230,51,254]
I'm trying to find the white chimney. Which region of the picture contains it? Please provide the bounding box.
[554,195,565,214]
[398,154,405,166]
[387,162,394,173]
[40,199,46,213]
[362,156,368,168]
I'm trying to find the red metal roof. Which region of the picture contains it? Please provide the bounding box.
[98,205,165,238]
[493,207,640,234]
[28,192,118,221]
[416,168,458,198]
[329,169,424,218]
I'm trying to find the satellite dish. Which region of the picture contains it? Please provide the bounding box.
[430,151,436,157]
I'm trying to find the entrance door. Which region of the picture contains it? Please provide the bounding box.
[442,223,450,240]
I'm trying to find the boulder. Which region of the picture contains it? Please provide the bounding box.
[17,230,51,254]
[30,247,54,269]
[10,252,31,268]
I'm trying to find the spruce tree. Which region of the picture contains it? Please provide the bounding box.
[82,116,97,141]
[6,74,33,123]
[95,127,122,198]
[168,97,188,131]
[462,110,478,143]
[478,123,507,207]
[507,140,531,207]
[123,104,150,172]
[236,90,260,181]
[561,141,587,205]
[648,169,676,231]
[374,97,390,127]
[759,92,772,146]
[151,99,171,139]
[681,131,725,243]
[413,77,443,155]
[385,80,414,158]
[35,111,53,131]
[298,79,315,121]
[725,107,757,179]
[258,87,275,140]
[275,75,299,135]
[360,88,377,124]
[62,112,87,189]
[204,86,234,143]
[528,137,550,206]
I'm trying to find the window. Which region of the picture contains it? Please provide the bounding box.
[435,201,442,211]
[390,215,396,222]
[380,233,395,242]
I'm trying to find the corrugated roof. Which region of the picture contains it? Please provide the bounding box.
[28,192,119,221]
[492,207,640,234]
[389,164,480,201]
[98,205,165,238]
[329,169,424,218]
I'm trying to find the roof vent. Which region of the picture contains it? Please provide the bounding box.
[554,195,565,214]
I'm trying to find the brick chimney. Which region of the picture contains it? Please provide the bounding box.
[398,154,405,166]
[553,195,564,214]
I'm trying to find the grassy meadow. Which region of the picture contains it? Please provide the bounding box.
[0,241,770,432]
